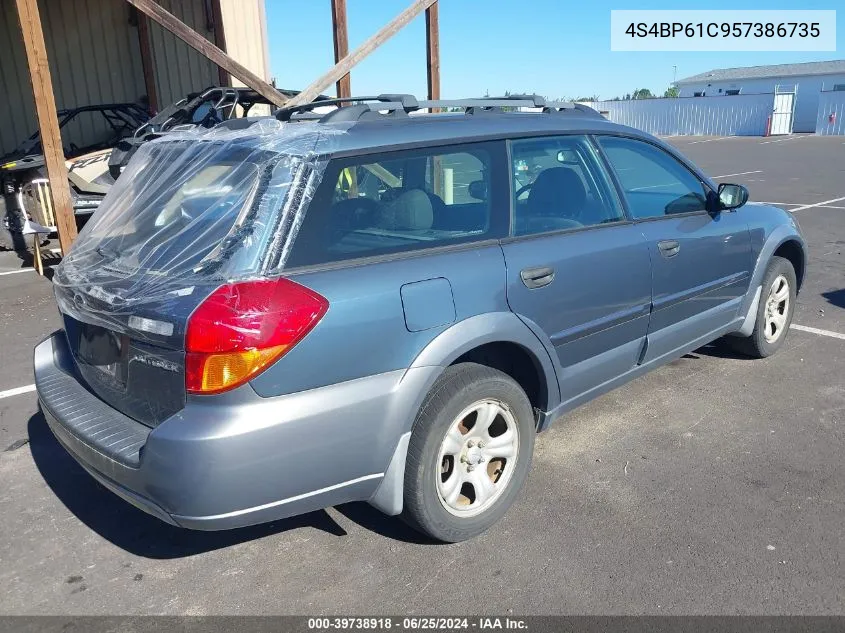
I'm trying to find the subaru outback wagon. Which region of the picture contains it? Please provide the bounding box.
[36,95,806,542]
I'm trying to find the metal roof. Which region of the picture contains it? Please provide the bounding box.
[676,59,845,84]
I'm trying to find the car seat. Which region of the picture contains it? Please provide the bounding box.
[521,167,585,234]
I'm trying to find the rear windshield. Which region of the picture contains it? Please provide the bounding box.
[78,141,283,278]
[53,119,344,323]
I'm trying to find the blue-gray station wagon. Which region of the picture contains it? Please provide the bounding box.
[35,95,806,542]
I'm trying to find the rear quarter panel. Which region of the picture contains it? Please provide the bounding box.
[249,244,509,397]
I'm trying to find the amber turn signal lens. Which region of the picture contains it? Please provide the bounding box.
[186,345,288,395]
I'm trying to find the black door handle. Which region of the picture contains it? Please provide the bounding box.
[520,266,555,289]
[658,240,680,258]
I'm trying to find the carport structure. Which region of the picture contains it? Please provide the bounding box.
[7,0,442,255]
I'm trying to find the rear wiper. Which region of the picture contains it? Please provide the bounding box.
[96,245,118,259]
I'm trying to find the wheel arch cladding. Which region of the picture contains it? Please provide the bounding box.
[406,311,560,417]
[451,341,548,419]
[369,313,560,516]
[773,239,805,291]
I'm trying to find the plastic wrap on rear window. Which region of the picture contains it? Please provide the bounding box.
[53,118,345,331]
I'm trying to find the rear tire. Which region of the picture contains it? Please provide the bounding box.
[402,362,535,543]
[729,256,796,358]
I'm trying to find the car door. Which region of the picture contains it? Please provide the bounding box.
[597,135,754,364]
[500,135,652,406]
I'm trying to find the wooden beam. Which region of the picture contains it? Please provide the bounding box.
[136,12,159,113]
[124,0,286,107]
[330,0,351,99]
[286,0,437,107]
[210,0,230,87]
[14,0,77,254]
[425,2,440,107]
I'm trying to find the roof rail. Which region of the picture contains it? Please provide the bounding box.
[418,95,576,113]
[275,93,589,124]
[276,94,419,121]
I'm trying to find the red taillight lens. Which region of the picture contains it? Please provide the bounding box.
[185,278,328,394]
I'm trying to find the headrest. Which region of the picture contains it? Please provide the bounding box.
[379,189,434,231]
[527,167,586,219]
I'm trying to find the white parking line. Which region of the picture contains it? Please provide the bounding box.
[712,170,762,179]
[791,324,845,341]
[0,384,36,400]
[759,136,801,144]
[790,196,845,212]
[0,268,33,276]
[687,138,731,145]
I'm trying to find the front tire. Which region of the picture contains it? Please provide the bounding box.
[402,363,535,543]
[730,256,796,358]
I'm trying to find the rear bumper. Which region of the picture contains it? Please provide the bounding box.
[35,332,435,530]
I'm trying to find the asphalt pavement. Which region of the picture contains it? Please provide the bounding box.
[0,135,842,615]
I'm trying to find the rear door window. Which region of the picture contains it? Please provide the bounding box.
[287,142,507,267]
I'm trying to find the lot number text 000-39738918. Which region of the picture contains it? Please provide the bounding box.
[610,10,836,52]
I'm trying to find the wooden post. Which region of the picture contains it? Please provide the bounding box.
[124,0,286,107]
[14,0,77,254]
[425,2,440,103]
[331,0,351,99]
[210,0,230,87]
[137,12,159,113]
[286,0,437,107]
[426,3,441,193]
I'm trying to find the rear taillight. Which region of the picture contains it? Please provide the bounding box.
[185,278,328,394]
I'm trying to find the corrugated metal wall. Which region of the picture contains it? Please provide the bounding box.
[815,91,845,135]
[219,0,269,85]
[0,0,247,157]
[147,0,218,108]
[0,0,146,156]
[218,0,271,115]
[0,0,37,156]
[585,94,775,137]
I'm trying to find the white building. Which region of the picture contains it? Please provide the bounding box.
[676,60,845,133]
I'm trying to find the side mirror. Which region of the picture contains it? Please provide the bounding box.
[718,183,749,210]
[468,180,487,201]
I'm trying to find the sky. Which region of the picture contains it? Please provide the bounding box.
[266,0,843,101]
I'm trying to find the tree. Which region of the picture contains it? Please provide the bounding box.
[663,85,680,98]
[632,88,654,100]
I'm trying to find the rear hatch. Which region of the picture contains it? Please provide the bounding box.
[52,122,329,426]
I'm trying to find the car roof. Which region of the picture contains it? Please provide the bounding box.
[247,94,650,156]
[319,111,645,156]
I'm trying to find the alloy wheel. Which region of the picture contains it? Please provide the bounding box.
[435,399,520,517]
[764,274,790,343]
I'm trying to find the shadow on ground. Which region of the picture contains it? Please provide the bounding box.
[27,410,349,558]
[692,339,754,360]
[822,289,845,309]
[27,410,433,557]
[334,503,437,545]
[0,246,57,279]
